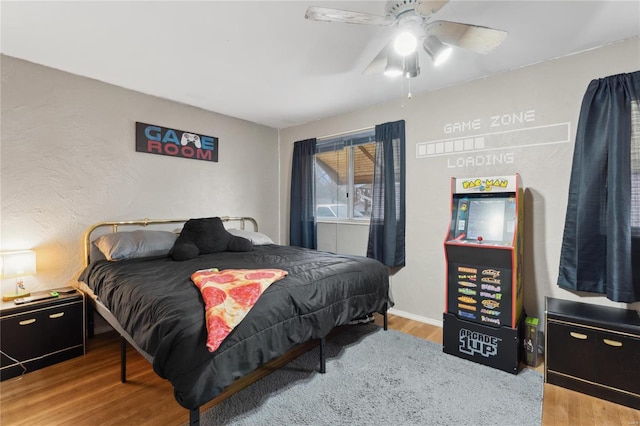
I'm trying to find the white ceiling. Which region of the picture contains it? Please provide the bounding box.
[1,1,639,129]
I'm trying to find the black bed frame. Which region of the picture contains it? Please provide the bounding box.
[115,307,389,425]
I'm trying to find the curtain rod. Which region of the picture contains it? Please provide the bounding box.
[317,125,374,141]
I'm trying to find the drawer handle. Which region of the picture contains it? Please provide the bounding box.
[19,318,36,326]
[569,332,588,340]
[49,312,65,319]
[603,339,622,347]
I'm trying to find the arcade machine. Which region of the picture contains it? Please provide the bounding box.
[443,174,524,374]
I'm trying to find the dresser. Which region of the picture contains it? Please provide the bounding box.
[545,297,640,409]
[0,290,85,381]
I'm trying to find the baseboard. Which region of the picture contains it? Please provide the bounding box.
[388,308,443,328]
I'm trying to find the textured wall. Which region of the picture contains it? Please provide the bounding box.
[1,55,279,294]
[279,37,640,325]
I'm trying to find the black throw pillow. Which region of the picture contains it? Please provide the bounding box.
[171,239,199,261]
[227,235,253,252]
[171,217,252,261]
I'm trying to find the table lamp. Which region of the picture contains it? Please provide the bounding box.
[1,250,36,301]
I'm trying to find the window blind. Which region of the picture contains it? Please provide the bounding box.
[316,129,375,153]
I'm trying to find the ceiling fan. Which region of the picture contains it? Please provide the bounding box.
[305,0,508,78]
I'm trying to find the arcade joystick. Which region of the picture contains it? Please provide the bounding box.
[477,236,483,242]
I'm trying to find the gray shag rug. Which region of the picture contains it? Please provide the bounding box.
[200,323,543,426]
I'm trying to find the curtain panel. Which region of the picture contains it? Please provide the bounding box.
[367,120,406,267]
[557,71,640,302]
[289,138,317,249]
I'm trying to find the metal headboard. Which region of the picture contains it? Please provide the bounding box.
[83,216,258,267]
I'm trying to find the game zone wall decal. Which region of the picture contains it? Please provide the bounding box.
[136,122,219,162]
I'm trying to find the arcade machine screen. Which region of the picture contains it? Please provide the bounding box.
[451,194,517,246]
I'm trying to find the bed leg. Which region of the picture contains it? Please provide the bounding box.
[319,337,326,374]
[87,306,95,338]
[120,336,127,383]
[189,407,200,425]
[383,304,388,331]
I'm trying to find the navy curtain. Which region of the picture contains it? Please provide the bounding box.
[289,138,317,249]
[557,71,640,302]
[367,120,406,267]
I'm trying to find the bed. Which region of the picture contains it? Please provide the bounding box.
[77,217,390,424]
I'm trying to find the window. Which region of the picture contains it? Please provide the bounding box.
[315,129,375,221]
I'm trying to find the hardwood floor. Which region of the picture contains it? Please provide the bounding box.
[1,313,638,425]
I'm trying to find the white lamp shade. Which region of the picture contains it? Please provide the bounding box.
[403,52,420,78]
[1,250,37,278]
[423,35,452,66]
[384,50,404,77]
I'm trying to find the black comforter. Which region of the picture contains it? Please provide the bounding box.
[79,245,389,409]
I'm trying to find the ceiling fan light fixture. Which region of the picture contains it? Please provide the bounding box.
[403,52,420,78]
[393,31,418,56]
[384,50,404,77]
[423,35,452,66]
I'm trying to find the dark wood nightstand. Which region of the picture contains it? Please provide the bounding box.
[0,289,85,381]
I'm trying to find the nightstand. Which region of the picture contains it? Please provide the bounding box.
[0,289,85,381]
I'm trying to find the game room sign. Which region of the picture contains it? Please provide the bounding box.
[135,122,218,162]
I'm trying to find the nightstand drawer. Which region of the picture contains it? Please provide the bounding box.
[546,321,596,380]
[594,331,640,394]
[0,293,84,380]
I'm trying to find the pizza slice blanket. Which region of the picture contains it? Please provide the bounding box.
[191,268,288,352]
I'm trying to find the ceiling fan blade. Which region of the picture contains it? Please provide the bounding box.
[415,0,450,18]
[305,6,395,26]
[426,20,508,54]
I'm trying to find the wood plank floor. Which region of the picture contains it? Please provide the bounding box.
[1,313,638,425]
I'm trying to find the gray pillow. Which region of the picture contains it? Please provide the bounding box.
[227,228,275,245]
[93,230,178,261]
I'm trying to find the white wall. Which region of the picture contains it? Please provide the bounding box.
[1,55,280,294]
[279,37,640,326]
